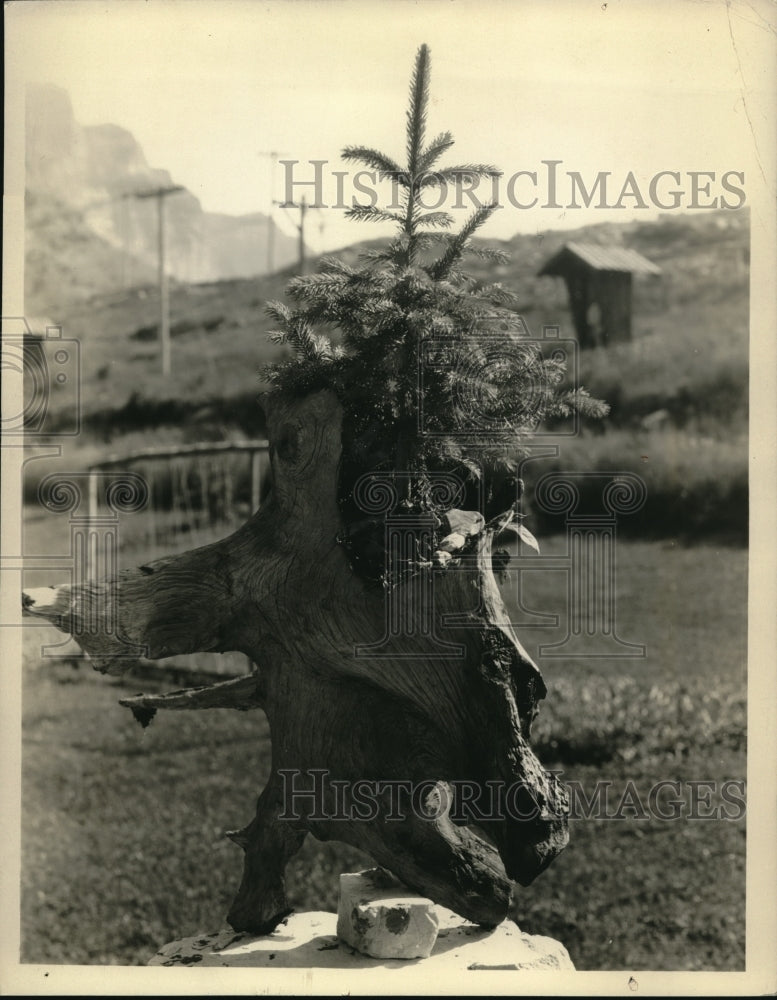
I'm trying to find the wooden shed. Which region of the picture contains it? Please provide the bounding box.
[537,243,661,348]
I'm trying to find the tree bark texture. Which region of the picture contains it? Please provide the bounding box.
[23,389,569,932]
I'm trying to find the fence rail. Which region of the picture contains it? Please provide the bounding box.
[85,439,271,677]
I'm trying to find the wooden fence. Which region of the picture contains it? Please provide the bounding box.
[86,440,271,678]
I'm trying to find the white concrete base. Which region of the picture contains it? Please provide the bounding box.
[336,870,440,959]
[149,909,574,971]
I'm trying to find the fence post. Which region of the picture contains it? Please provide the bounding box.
[251,450,262,513]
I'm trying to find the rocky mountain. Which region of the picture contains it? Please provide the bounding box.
[24,83,300,315]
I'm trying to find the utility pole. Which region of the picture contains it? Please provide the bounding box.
[118,192,131,291]
[279,195,310,276]
[298,196,308,276]
[268,194,276,275]
[257,150,289,275]
[132,185,184,376]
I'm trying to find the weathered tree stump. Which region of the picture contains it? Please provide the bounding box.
[22,389,569,933]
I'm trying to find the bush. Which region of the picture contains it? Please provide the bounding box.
[573,316,748,431]
[532,670,746,765]
[525,428,748,543]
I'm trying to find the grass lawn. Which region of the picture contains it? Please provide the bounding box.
[20,538,746,969]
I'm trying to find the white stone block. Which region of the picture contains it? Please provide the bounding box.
[336,869,440,960]
[437,531,467,553]
[441,509,485,537]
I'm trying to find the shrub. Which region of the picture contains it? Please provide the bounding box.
[532,671,746,765]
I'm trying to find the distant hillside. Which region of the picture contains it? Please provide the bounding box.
[337,208,749,314]
[28,207,748,542]
[25,83,301,314]
[36,207,747,447]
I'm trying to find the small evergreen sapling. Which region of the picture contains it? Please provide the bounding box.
[264,44,606,582]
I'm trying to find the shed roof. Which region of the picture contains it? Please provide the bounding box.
[538,242,662,276]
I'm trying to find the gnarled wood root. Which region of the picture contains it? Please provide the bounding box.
[23,389,568,931]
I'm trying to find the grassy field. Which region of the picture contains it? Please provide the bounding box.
[20,538,746,970]
[18,208,749,969]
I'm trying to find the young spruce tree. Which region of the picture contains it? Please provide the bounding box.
[264,44,606,583]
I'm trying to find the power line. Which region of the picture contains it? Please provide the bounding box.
[129,186,184,376]
[278,195,325,276]
[257,151,289,274]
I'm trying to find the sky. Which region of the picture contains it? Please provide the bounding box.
[6,0,776,253]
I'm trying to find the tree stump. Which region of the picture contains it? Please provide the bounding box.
[22,389,569,933]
